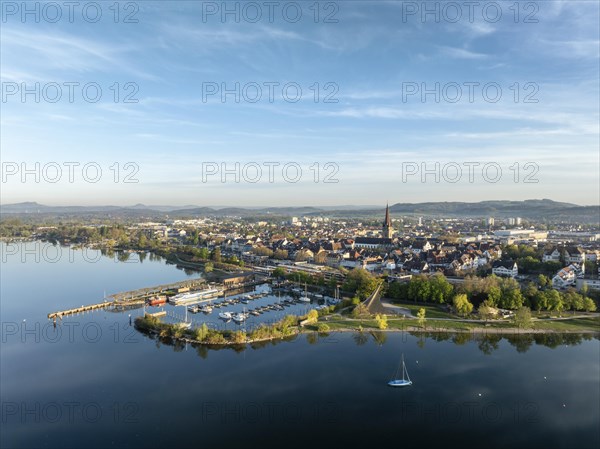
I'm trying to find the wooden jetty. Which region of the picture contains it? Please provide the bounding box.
[48,301,113,319]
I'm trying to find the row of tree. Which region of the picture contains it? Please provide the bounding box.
[386,273,598,313]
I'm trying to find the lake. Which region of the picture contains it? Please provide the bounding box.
[1,242,599,448]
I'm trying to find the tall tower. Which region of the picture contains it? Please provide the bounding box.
[382,203,393,239]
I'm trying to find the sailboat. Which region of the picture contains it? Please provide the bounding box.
[176,306,192,329]
[388,354,412,387]
[299,282,310,302]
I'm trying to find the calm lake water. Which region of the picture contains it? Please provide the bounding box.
[1,242,599,449]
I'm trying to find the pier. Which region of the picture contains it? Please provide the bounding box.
[47,273,268,320]
[47,278,208,320]
[110,278,207,303]
[47,301,113,319]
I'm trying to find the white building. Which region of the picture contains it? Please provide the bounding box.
[552,266,577,289]
[492,260,518,278]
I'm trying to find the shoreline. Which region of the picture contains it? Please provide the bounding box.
[136,318,600,348]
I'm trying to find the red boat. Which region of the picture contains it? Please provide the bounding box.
[147,295,167,306]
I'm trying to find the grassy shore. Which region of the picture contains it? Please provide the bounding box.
[315,314,600,334]
[135,309,600,349]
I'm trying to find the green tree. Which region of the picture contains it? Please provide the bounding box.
[583,297,597,312]
[478,300,496,321]
[343,269,379,300]
[210,247,222,263]
[453,294,474,317]
[513,306,533,329]
[533,291,548,311]
[429,273,454,304]
[387,282,409,301]
[417,308,426,328]
[194,323,209,341]
[317,323,330,333]
[498,278,524,310]
[137,233,148,248]
[537,274,550,288]
[305,309,319,323]
[272,267,286,278]
[486,286,502,307]
[546,289,563,313]
[231,330,247,344]
[408,275,431,302]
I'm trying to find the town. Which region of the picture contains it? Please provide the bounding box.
[3,204,599,333]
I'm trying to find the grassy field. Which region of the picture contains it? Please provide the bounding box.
[405,304,456,319]
[317,314,600,333]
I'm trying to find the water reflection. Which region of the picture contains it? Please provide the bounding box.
[136,327,599,359]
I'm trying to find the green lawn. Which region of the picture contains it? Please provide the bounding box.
[533,317,600,332]
[317,315,600,333]
[402,303,457,319]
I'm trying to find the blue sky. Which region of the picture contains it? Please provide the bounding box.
[1,0,598,207]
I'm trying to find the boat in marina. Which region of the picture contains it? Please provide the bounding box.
[168,288,220,305]
[232,313,246,323]
[200,304,213,313]
[147,295,167,306]
[218,311,232,320]
[174,307,192,330]
[187,305,200,313]
[299,283,310,302]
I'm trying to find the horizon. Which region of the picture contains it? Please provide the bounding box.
[2,198,599,209]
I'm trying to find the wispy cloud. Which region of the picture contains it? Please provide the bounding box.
[438,46,488,59]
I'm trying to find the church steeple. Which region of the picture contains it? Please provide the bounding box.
[382,203,393,238]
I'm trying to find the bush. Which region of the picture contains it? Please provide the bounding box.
[375,314,388,330]
[317,323,330,333]
[352,303,369,318]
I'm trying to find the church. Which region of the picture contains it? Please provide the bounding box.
[354,204,395,249]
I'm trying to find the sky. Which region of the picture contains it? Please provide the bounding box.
[1,0,599,207]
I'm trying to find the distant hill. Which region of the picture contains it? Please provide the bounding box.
[1,199,598,222]
[388,199,589,218]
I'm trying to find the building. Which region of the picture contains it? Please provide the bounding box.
[354,237,393,249]
[492,260,518,277]
[552,266,577,289]
[222,272,255,288]
[353,205,395,249]
[543,248,561,263]
[564,247,586,264]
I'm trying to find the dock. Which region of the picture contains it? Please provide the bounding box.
[47,274,269,320]
[47,278,207,319]
[47,301,113,319]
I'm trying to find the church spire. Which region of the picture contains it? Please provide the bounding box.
[384,202,392,227]
[383,203,393,238]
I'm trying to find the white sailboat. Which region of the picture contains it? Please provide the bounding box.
[177,306,192,329]
[388,354,412,387]
[299,282,310,302]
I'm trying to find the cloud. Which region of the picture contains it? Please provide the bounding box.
[438,46,488,59]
